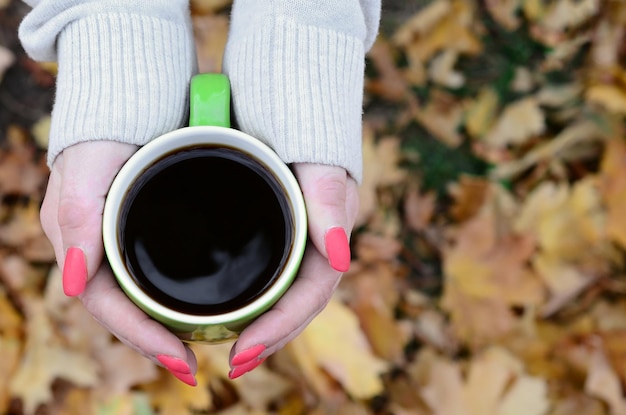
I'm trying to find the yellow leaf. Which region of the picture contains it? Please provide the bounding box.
[357,127,406,226]
[291,297,388,399]
[428,49,465,88]
[585,343,626,415]
[541,0,601,32]
[465,87,500,139]
[485,0,523,30]
[392,0,452,47]
[484,97,546,148]
[420,357,470,415]
[463,347,524,415]
[587,84,626,115]
[32,115,51,150]
[144,369,213,415]
[600,137,626,249]
[9,301,98,415]
[495,375,550,415]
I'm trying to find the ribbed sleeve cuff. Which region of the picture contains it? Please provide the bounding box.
[223,16,366,182]
[48,13,195,166]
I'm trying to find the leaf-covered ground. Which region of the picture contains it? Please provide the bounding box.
[1,0,626,414]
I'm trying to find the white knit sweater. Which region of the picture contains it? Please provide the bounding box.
[18,0,380,182]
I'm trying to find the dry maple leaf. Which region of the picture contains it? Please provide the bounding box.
[357,125,406,227]
[483,97,546,149]
[9,300,98,415]
[585,339,626,415]
[341,264,409,363]
[289,297,388,400]
[441,185,544,344]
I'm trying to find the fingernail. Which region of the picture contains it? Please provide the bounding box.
[231,344,266,366]
[157,355,197,387]
[170,371,198,387]
[63,247,87,296]
[325,227,351,272]
[228,357,267,380]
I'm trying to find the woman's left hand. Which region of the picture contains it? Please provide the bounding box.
[226,163,359,379]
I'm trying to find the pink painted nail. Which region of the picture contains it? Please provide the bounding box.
[157,355,191,374]
[63,247,87,296]
[231,344,266,366]
[170,371,197,387]
[325,227,351,272]
[157,355,197,387]
[228,357,267,380]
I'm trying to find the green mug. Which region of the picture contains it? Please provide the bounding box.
[102,74,307,343]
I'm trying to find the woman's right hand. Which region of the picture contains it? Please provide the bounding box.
[40,141,200,386]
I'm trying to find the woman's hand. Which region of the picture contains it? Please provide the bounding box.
[40,141,200,386]
[226,163,359,378]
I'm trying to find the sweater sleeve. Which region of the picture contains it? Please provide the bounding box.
[18,0,196,166]
[223,0,381,183]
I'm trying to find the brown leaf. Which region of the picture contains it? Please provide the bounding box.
[193,14,229,73]
[9,301,98,415]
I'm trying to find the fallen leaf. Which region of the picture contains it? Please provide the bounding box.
[484,97,546,148]
[428,49,465,88]
[464,87,500,140]
[0,46,14,81]
[290,297,388,399]
[495,375,550,415]
[413,89,465,147]
[600,137,626,250]
[357,127,406,226]
[420,356,469,415]
[585,339,626,415]
[486,0,523,30]
[193,14,229,73]
[404,186,436,232]
[541,0,601,32]
[9,301,99,415]
[190,0,232,14]
[587,84,626,115]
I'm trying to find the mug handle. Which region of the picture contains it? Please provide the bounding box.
[189,73,231,128]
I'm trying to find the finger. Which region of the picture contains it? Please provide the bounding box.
[80,263,198,386]
[56,142,136,296]
[293,163,352,272]
[228,246,340,378]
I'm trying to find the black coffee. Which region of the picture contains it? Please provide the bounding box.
[119,146,292,315]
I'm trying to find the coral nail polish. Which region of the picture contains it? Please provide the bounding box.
[228,358,267,380]
[325,227,351,272]
[157,355,197,387]
[157,355,191,374]
[63,247,87,296]
[231,344,266,366]
[171,371,198,387]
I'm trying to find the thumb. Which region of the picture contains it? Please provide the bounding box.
[57,142,137,296]
[293,163,352,272]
